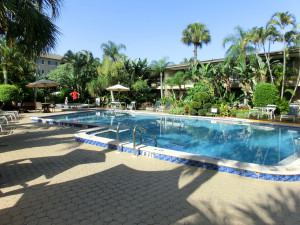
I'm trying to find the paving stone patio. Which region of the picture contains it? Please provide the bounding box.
[0,111,300,225]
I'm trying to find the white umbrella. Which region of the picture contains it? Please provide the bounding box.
[106,84,130,101]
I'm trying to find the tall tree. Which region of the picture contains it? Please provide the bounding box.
[0,38,18,84]
[63,50,86,92]
[268,12,297,99]
[150,57,172,98]
[100,41,126,62]
[181,22,211,64]
[223,26,254,65]
[0,0,62,57]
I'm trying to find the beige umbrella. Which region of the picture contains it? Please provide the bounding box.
[106,84,130,101]
[27,79,60,102]
[27,79,60,88]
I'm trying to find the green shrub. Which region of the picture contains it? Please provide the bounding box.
[190,101,202,109]
[0,84,20,108]
[168,107,185,115]
[189,108,198,115]
[230,109,238,117]
[203,103,212,109]
[253,83,279,107]
[193,92,210,103]
[236,110,249,118]
[198,109,207,116]
[275,98,289,115]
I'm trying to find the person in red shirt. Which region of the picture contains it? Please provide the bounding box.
[70,89,80,107]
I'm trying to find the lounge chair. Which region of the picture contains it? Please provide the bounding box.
[0,110,16,120]
[280,103,299,122]
[0,116,9,131]
[146,101,161,111]
[0,109,19,118]
[110,101,121,109]
[35,102,43,112]
[248,107,261,119]
[127,101,136,110]
[158,101,172,112]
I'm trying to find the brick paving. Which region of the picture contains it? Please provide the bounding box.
[0,112,300,225]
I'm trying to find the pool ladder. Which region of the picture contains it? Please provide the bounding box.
[115,123,157,156]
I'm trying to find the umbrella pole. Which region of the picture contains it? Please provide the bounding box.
[111,91,114,102]
[34,87,37,102]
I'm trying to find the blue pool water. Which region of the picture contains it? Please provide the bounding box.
[45,111,300,165]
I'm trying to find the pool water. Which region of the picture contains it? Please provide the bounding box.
[46,111,300,165]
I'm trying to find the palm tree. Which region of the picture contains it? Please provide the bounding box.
[268,12,297,99]
[0,0,62,57]
[150,57,172,98]
[0,38,22,84]
[223,26,254,65]
[181,22,211,64]
[100,41,126,62]
[63,50,86,91]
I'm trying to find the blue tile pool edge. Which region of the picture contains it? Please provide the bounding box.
[73,135,300,182]
[30,114,300,182]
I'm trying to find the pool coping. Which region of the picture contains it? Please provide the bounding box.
[30,109,300,182]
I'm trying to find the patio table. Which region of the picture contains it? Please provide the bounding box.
[42,103,51,113]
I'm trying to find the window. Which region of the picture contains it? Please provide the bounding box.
[39,59,44,64]
[39,70,44,74]
[48,60,58,66]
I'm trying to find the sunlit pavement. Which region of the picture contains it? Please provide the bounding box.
[0,111,300,225]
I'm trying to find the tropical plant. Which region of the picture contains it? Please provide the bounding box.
[181,22,211,64]
[219,103,230,117]
[163,71,192,99]
[132,80,155,108]
[62,50,99,98]
[100,41,126,62]
[234,62,256,103]
[0,0,61,57]
[180,57,194,64]
[0,38,21,84]
[124,58,151,87]
[268,12,297,99]
[275,98,289,114]
[150,57,172,98]
[223,26,254,65]
[48,63,75,88]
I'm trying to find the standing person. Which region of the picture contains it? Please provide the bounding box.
[70,89,80,108]
[64,97,68,107]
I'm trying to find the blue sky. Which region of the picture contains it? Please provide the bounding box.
[53,0,300,64]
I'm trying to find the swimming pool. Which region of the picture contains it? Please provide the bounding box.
[38,110,300,166]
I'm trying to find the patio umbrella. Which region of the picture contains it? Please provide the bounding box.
[27,79,60,88]
[27,79,60,102]
[106,83,130,101]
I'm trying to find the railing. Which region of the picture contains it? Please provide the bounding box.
[84,99,90,108]
[114,123,157,156]
[133,125,157,156]
[115,123,141,152]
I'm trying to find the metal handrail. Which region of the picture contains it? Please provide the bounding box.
[84,99,90,108]
[116,123,141,152]
[114,123,157,156]
[133,125,157,156]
